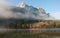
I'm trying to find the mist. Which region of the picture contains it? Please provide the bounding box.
[0,0,36,19]
[0,0,25,19]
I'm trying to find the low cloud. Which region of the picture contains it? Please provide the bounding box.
[0,0,25,19]
[50,12,60,20]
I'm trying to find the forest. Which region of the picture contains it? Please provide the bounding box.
[3,19,60,29]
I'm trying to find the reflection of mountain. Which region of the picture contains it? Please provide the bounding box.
[9,2,54,20]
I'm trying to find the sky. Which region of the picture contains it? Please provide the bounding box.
[1,0,60,20]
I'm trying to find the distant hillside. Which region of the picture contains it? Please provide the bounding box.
[0,2,55,20]
[0,2,56,29]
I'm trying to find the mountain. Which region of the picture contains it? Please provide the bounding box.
[0,2,55,20]
[9,2,54,20]
[0,2,55,28]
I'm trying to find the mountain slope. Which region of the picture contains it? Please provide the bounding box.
[0,2,55,20]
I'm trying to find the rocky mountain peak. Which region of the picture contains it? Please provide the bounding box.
[17,2,26,8]
[7,2,55,20]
